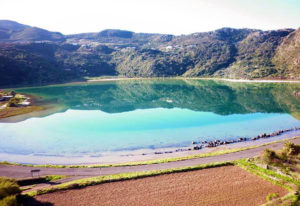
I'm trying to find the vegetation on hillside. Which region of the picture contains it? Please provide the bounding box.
[273,28,300,79]
[0,20,299,87]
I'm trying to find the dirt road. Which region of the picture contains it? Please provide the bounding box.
[1,138,299,180]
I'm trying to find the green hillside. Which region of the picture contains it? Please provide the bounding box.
[0,20,299,87]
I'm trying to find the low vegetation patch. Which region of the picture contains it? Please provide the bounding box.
[7,97,21,107]
[0,177,22,206]
[266,193,279,201]
[259,142,300,179]
[236,142,300,206]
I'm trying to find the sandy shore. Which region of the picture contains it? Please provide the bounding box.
[1,131,299,165]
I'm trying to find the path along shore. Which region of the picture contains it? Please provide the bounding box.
[0,137,299,182]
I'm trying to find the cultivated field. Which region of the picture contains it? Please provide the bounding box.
[27,166,287,206]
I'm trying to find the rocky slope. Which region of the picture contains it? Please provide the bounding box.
[0,20,299,86]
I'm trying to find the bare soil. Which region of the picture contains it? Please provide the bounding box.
[0,106,45,119]
[29,166,287,206]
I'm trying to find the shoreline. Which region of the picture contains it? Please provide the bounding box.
[1,131,299,165]
[0,92,46,120]
[0,92,66,123]
[87,77,300,84]
[0,103,66,123]
[201,77,300,83]
[1,76,300,91]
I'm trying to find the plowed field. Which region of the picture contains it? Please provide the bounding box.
[29,166,287,206]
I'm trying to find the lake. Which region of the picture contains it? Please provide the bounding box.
[1,79,300,163]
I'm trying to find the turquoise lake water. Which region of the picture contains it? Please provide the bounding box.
[1,79,300,157]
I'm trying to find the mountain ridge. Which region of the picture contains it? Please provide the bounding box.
[0,20,299,87]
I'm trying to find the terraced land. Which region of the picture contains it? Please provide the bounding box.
[27,166,287,206]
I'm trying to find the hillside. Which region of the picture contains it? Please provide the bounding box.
[0,20,64,42]
[273,28,300,79]
[0,20,299,86]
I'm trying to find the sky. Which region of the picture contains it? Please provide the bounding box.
[0,0,299,35]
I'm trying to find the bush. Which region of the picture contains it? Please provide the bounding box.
[0,177,21,206]
[261,149,277,164]
[8,91,16,97]
[0,178,20,199]
[266,193,279,201]
[0,195,19,206]
[282,142,300,156]
[7,98,20,107]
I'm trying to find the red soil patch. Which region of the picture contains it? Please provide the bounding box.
[30,166,287,206]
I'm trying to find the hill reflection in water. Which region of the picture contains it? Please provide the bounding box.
[0,79,299,159]
[16,79,300,118]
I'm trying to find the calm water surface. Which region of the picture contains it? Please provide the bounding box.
[1,79,300,157]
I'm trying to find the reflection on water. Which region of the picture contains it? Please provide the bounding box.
[0,79,299,157]
[15,79,300,117]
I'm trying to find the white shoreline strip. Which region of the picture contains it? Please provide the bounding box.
[87,77,300,83]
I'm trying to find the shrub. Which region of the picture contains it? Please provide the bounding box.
[261,149,277,164]
[266,193,279,201]
[8,91,16,97]
[282,142,300,156]
[0,178,20,199]
[277,150,289,161]
[0,177,21,206]
[0,195,19,206]
[7,98,20,107]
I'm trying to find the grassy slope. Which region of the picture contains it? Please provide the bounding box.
[237,159,300,206]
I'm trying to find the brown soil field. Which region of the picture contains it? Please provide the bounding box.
[27,166,287,206]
